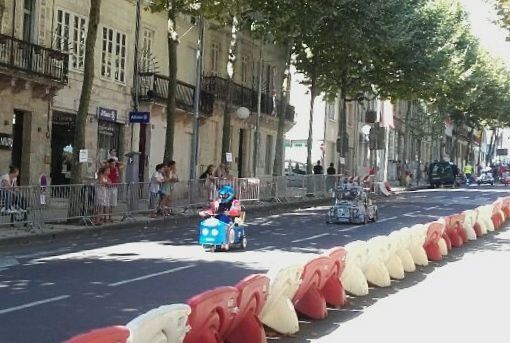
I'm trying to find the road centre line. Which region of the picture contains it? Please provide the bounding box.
[424,206,439,210]
[291,233,330,243]
[377,216,398,223]
[108,265,196,287]
[0,295,70,315]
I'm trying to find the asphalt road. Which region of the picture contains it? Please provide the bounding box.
[0,186,508,343]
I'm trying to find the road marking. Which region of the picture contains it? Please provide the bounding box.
[14,247,72,260]
[424,206,439,211]
[338,225,362,232]
[377,216,398,223]
[108,265,196,287]
[0,295,70,315]
[291,233,330,243]
[254,246,275,251]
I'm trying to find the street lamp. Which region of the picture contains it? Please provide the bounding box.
[190,17,205,180]
[236,106,250,120]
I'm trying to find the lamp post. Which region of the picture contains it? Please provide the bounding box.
[189,17,205,180]
[253,44,263,177]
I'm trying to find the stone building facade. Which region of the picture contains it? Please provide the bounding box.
[0,0,294,185]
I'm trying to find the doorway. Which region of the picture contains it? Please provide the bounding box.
[12,111,24,182]
[238,129,245,177]
[50,112,75,185]
[139,123,148,182]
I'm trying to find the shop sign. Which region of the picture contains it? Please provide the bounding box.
[129,111,150,124]
[0,133,13,150]
[97,107,118,122]
[497,149,508,156]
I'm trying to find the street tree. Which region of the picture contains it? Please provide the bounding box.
[72,0,102,184]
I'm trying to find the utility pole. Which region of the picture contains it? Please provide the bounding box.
[253,44,263,177]
[190,17,205,180]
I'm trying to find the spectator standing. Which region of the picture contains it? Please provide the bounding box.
[327,163,336,175]
[94,167,111,224]
[149,164,164,216]
[200,165,214,180]
[160,161,179,215]
[1,166,19,212]
[313,160,323,175]
[200,164,215,201]
[106,158,122,222]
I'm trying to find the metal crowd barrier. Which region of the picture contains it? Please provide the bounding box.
[0,175,350,230]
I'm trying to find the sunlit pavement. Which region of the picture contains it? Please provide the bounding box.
[277,229,510,343]
[0,186,509,342]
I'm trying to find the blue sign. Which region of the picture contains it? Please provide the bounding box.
[129,111,150,124]
[97,107,118,122]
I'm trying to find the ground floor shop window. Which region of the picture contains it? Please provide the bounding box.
[97,120,121,162]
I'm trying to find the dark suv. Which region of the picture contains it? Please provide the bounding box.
[429,161,457,188]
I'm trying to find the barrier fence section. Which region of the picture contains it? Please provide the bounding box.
[0,175,349,230]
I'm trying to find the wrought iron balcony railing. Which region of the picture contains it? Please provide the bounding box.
[0,34,68,84]
[138,72,214,116]
[202,75,295,122]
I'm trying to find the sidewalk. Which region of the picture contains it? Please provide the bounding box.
[281,227,510,343]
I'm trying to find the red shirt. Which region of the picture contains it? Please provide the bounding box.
[107,165,120,184]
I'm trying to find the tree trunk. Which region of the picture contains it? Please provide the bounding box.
[337,89,348,175]
[306,75,317,175]
[164,5,178,162]
[400,100,412,185]
[416,138,422,185]
[272,45,292,176]
[71,0,101,184]
[221,16,239,160]
[465,128,474,164]
[487,128,498,165]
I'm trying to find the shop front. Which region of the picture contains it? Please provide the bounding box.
[97,107,122,163]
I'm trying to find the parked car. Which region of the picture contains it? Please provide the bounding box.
[476,170,494,186]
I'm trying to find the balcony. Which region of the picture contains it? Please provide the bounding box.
[202,75,295,122]
[0,34,68,84]
[138,72,214,116]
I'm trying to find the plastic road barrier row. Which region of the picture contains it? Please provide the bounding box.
[63,197,509,343]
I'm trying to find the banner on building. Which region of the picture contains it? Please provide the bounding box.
[497,149,508,156]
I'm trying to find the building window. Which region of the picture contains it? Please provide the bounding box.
[326,101,336,121]
[101,27,127,83]
[210,42,220,75]
[55,9,87,70]
[141,28,154,73]
[23,0,35,42]
[241,55,249,84]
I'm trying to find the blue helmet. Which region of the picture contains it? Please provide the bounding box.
[218,185,235,204]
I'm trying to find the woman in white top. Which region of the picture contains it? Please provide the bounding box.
[1,166,19,212]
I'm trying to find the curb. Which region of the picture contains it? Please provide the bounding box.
[0,197,333,248]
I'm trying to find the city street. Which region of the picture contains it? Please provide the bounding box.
[0,186,509,342]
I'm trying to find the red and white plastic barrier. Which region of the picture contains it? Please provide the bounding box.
[62,197,510,343]
[127,304,190,343]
